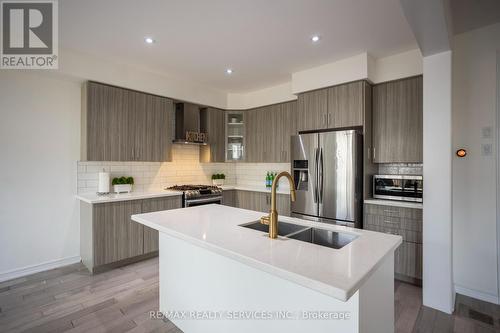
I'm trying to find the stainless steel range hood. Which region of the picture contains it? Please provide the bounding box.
[173,102,207,145]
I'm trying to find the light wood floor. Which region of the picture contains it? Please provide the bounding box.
[1,258,499,332]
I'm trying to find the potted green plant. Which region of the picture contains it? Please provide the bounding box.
[112,176,134,193]
[211,173,225,186]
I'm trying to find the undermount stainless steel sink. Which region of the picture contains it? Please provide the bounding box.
[241,221,308,237]
[239,221,357,249]
[287,227,358,249]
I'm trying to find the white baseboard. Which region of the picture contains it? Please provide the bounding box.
[0,256,81,283]
[455,284,500,305]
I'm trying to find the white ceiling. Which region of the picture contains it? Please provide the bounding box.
[450,0,500,35]
[60,0,417,93]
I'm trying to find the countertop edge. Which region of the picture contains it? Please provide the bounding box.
[131,212,402,302]
[221,185,291,195]
[364,199,423,209]
[131,214,350,301]
[76,191,183,204]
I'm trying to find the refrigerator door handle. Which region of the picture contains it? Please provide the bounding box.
[313,148,319,203]
[319,147,324,203]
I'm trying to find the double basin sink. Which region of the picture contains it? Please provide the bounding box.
[240,220,357,249]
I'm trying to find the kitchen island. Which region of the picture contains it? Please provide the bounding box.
[132,204,401,333]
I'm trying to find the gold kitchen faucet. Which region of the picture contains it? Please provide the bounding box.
[260,171,297,238]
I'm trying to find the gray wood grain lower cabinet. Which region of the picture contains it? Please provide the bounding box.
[141,196,182,253]
[85,81,175,162]
[93,200,143,267]
[373,76,423,163]
[234,190,290,216]
[80,195,182,273]
[364,203,422,283]
[222,190,236,207]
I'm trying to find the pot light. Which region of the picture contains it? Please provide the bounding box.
[144,37,155,44]
[225,68,233,75]
[311,35,320,43]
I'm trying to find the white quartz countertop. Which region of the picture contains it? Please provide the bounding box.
[132,204,401,301]
[220,185,291,195]
[364,199,423,209]
[76,190,183,204]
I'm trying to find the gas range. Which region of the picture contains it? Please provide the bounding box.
[167,185,223,207]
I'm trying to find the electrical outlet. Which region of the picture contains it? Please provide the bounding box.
[481,143,493,156]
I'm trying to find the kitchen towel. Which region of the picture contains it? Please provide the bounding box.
[98,171,110,194]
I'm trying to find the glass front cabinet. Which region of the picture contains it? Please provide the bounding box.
[225,111,245,162]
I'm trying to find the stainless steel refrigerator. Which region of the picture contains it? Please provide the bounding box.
[291,130,363,228]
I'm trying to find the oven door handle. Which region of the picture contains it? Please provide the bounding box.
[185,196,222,205]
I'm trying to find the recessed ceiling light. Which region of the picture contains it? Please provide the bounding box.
[311,35,320,43]
[225,68,233,75]
[144,37,155,44]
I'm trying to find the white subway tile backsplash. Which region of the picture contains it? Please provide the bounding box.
[377,163,423,175]
[78,145,293,194]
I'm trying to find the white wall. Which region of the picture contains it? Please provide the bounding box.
[291,53,369,94]
[227,82,296,110]
[60,49,228,109]
[422,51,454,313]
[370,49,423,83]
[452,22,500,304]
[227,50,423,109]
[0,71,81,280]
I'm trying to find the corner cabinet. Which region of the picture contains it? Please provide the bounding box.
[80,195,182,273]
[83,81,175,162]
[225,111,246,162]
[372,76,423,163]
[245,101,297,163]
[200,107,226,163]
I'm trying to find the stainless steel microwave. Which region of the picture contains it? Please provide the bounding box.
[373,175,423,202]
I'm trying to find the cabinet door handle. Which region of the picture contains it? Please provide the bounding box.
[373,147,376,161]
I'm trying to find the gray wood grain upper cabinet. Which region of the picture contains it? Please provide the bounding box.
[297,89,328,132]
[328,81,365,128]
[93,200,143,267]
[244,101,297,163]
[85,82,174,162]
[87,82,130,161]
[244,108,263,163]
[276,101,297,162]
[373,76,423,163]
[141,196,182,254]
[147,95,174,162]
[200,107,225,162]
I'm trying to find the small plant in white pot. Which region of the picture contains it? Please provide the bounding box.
[112,176,134,193]
[211,173,225,186]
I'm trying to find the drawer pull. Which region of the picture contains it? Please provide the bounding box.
[383,209,399,214]
[383,219,399,224]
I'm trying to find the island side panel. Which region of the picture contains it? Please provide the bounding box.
[358,252,395,333]
[159,233,360,333]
